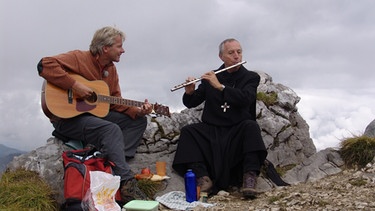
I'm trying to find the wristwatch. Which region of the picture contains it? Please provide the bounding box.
[221,84,225,91]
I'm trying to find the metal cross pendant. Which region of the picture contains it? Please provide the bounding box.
[221,102,230,112]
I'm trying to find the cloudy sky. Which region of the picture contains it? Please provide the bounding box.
[1,0,374,152]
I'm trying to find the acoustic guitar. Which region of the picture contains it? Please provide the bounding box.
[41,73,170,119]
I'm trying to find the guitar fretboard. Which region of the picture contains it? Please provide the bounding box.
[98,95,143,107]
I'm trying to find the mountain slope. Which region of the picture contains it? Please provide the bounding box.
[0,144,26,173]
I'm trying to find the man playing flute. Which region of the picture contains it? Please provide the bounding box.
[172,38,267,198]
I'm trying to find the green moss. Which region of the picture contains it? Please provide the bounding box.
[276,164,296,176]
[349,178,367,187]
[268,193,287,204]
[257,92,278,107]
[150,118,180,140]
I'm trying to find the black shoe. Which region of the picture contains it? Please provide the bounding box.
[241,171,258,198]
[197,176,213,194]
[120,178,148,203]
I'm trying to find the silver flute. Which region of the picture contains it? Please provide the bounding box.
[170,61,247,92]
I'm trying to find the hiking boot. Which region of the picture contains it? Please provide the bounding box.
[120,178,148,203]
[241,171,258,198]
[197,176,213,193]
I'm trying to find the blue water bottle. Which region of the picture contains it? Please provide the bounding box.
[185,169,197,202]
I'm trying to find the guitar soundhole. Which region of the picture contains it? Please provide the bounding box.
[86,92,98,103]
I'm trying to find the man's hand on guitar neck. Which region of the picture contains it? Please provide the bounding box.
[72,81,94,98]
[137,99,153,117]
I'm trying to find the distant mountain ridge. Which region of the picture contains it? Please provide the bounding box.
[0,144,26,174]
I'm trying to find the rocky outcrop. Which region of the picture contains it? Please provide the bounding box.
[364,119,375,138]
[282,148,344,184]
[7,71,344,205]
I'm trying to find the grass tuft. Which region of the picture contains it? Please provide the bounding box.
[0,169,57,210]
[339,135,375,169]
[138,179,166,199]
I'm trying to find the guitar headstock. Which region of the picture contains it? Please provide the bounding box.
[152,103,171,117]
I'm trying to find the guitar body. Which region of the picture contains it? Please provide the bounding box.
[42,74,110,119]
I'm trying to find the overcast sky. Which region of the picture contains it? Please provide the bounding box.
[1,0,375,152]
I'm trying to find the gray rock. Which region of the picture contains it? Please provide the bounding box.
[282,148,344,184]
[364,119,375,138]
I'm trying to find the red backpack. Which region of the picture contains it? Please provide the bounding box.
[61,146,122,210]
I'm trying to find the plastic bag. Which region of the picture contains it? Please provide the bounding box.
[82,171,121,211]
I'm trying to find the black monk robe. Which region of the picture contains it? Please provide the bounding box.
[172,64,267,192]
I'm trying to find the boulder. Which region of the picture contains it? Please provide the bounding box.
[364,119,375,138]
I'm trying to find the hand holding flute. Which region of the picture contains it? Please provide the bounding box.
[182,72,222,95]
[184,76,196,95]
[184,71,222,94]
[170,61,246,92]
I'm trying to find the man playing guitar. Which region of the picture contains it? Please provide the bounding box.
[37,26,156,204]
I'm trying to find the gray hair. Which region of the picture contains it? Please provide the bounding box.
[89,26,125,55]
[219,38,238,55]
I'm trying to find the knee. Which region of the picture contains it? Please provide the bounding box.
[104,124,124,146]
[103,123,123,137]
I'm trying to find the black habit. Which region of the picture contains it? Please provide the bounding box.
[172,64,267,191]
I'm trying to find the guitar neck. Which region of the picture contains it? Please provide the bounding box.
[98,95,145,107]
